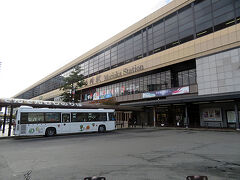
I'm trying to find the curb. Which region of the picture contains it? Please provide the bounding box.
[117,127,240,133]
[1,127,239,140]
[0,136,15,140]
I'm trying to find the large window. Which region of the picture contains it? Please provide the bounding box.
[133,31,143,59]
[194,0,213,37]
[212,0,235,31]
[104,49,111,70]
[153,20,165,53]
[98,52,105,72]
[118,41,125,64]
[88,57,94,76]
[236,0,240,23]
[147,25,154,54]
[178,69,196,87]
[111,45,118,67]
[93,55,99,75]
[125,36,134,63]
[142,30,147,57]
[165,12,178,47]
[178,4,194,43]
[83,61,89,77]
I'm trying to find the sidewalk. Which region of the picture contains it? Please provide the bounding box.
[120,125,240,132]
[0,124,14,137]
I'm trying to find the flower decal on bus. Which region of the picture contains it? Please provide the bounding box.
[92,123,95,127]
[86,125,90,130]
[29,128,35,134]
[80,124,84,131]
[36,127,43,133]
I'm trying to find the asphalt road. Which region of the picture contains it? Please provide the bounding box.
[0,129,240,180]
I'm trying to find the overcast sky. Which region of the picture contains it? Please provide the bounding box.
[0,0,170,98]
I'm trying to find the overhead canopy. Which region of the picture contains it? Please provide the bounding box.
[0,98,82,108]
[120,92,240,107]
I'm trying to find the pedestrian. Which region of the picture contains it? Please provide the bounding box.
[133,116,137,128]
[0,119,2,131]
[129,117,133,127]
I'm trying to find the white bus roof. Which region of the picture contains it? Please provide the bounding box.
[18,106,115,113]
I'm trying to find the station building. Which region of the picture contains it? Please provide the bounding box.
[14,0,240,129]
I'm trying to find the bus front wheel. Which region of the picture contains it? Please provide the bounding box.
[98,125,106,133]
[45,128,56,137]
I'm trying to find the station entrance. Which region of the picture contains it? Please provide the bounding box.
[115,111,133,128]
[155,104,200,128]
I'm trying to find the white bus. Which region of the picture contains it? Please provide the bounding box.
[14,106,116,136]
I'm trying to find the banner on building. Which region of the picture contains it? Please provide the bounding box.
[93,93,112,101]
[142,86,190,99]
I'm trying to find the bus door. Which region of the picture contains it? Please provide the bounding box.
[61,113,71,133]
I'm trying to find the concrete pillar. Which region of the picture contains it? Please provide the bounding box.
[2,106,7,133]
[185,104,189,128]
[235,102,240,130]
[153,107,156,127]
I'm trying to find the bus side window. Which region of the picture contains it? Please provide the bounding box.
[109,113,116,121]
[71,113,88,122]
[20,113,28,124]
[99,113,107,121]
[62,114,70,123]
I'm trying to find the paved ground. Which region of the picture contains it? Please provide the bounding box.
[0,129,239,180]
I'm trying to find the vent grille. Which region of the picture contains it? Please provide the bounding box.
[20,125,26,134]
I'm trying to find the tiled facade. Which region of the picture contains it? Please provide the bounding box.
[197,47,240,95]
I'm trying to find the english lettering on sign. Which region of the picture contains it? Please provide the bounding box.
[103,65,144,82]
[123,65,144,75]
[104,71,122,81]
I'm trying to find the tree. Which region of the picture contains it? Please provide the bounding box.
[60,66,86,103]
[89,97,118,105]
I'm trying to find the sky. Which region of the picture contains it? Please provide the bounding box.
[0,0,170,98]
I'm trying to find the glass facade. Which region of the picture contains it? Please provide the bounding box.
[82,60,196,101]
[17,0,240,100]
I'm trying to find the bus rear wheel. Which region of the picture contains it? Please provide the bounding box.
[45,128,56,137]
[98,125,106,133]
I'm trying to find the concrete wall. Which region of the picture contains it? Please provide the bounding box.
[197,47,240,95]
